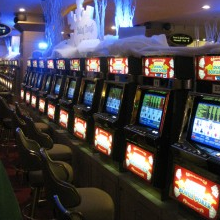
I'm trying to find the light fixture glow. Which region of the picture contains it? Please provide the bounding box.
[111,26,116,30]
[19,8,26,12]
[38,42,48,50]
[202,5,210,9]
[61,31,65,35]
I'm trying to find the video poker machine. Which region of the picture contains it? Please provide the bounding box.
[30,59,47,110]
[46,58,68,123]
[38,59,56,114]
[20,59,34,102]
[25,59,40,105]
[58,58,85,133]
[169,55,220,219]
[73,57,108,144]
[93,56,142,168]
[123,55,194,199]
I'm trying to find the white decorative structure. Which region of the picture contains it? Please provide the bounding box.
[41,0,64,56]
[94,0,107,40]
[114,0,136,36]
[67,0,98,46]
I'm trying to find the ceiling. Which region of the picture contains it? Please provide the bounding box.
[0,0,220,39]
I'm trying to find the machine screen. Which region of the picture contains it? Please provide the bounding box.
[191,102,220,150]
[45,75,51,91]
[36,74,42,88]
[105,86,123,115]
[57,60,65,70]
[83,82,95,106]
[54,77,62,95]
[138,93,166,129]
[67,80,76,99]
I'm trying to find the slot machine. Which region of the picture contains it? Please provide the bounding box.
[93,56,142,169]
[46,58,68,123]
[169,54,220,219]
[20,59,33,102]
[123,55,194,200]
[25,59,39,105]
[58,58,85,133]
[30,59,46,110]
[73,57,107,144]
[38,59,56,114]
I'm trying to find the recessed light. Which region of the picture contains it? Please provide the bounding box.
[19,8,26,12]
[202,5,210,9]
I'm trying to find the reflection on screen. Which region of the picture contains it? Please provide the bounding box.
[105,87,123,115]
[83,83,95,106]
[139,93,165,129]
[54,78,62,95]
[45,76,51,91]
[37,74,42,88]
[67,80,76,99]
[191,102,220,150]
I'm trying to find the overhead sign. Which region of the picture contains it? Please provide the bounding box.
[0,24,11,37]
[170,33,193,46]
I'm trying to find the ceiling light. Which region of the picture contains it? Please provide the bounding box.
[111,26,116,30]
[19,8,26,12]
[202,5,210,9]
[38,42,48,50]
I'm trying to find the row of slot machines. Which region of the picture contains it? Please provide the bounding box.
[0,59,19,92]
[21,54,220,220]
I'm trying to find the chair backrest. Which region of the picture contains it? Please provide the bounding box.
[15,102,30,120]
[12,112,27,135]
[40,148,81,208]
[53,195,84,220]
[15,127,41,171]
[0,96,14,120]
[24,116,53,150]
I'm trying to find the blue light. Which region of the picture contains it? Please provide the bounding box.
[38,42,48,50]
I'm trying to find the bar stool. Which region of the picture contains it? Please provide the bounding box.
[24,116,73,165]
[15,101,51,135]
[40,148,115,220]
[15,128,74,219]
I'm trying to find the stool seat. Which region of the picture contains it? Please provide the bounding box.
[34,122,50,134]
[47,144,73,165]
[73,188,114,220]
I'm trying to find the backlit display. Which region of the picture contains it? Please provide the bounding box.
[86,58,100,72]
[39,60,45,68]
[191,102,220,150]
[39,98,45,113]
[143,57,175,78]
[94,127,112,156]
[57,60,65,70]
[32,60,37,68]
[70,59,80,71]
[83,82,95,106]
[47,103,55,120]
[105,86,123,115]
[20,89,24,100]
[125,142,154,182]
[109,57,128,74]
[47,60,54,69]
[25,92,31,104]
[31,95,37,108]
[139,93,165,129]
[73,117,87,140]
[171,164,220,220]
[27,60,31,67]
[59,109,69,129]
[197,56,220,81]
